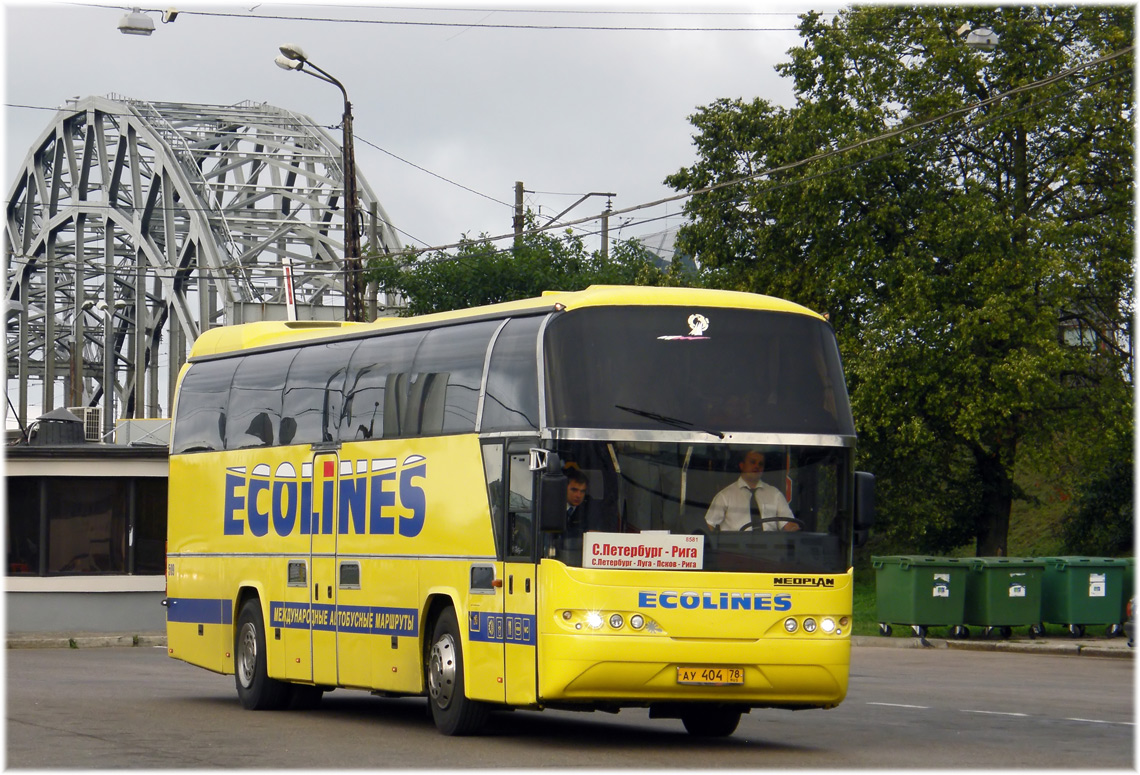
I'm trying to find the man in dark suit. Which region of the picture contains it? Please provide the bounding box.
[565,468,618,535]
[565,469,590,534]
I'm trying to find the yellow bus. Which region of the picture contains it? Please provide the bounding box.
[164,285,874,736]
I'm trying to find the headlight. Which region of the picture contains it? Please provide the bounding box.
[803,618,817,633]
[609,614,624,629]
[585,611,604,630]
[630,615,645,630]
[784,618,798,633]
[820,618,836,634]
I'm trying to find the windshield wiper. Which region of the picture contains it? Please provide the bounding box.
[614,404,724,439]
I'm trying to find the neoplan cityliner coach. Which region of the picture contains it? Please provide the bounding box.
[164,285,874,736]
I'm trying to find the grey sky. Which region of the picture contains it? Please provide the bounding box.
[4,1,814,255]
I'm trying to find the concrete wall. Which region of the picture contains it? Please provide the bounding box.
[6,576,166,633]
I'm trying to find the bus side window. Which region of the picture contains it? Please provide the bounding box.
[481,443,505,557]
[410,321,498,435]
[171,358,237,454]
[283,341,354,446]
[506,452,534,559]
[227,349,295,449]
[481,316,542,433]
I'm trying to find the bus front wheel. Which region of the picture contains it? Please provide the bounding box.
[427,608,489,735]
[681,706,741,737]
[235,599,291,710]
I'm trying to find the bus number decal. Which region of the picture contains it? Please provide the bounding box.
[468,612,536,646]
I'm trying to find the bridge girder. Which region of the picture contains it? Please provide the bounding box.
[5,96,402,435]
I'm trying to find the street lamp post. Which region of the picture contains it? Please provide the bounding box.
[275,44,365,322]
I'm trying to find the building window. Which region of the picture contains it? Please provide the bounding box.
[5,476,167,576]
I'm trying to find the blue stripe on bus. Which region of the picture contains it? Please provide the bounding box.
[268,602,418,637]
[166,597,233,625]
[468,611,536,646]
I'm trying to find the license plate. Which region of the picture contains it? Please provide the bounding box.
[676,666,744,686]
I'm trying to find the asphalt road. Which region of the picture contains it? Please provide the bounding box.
[6,645,1134,768]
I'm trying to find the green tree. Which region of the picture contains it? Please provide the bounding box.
[667,6,1133,555]
[366,214,683,316]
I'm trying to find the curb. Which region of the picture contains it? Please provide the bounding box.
[7,633,167,650]
[852,634,1133,659]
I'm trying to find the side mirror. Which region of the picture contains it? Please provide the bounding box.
[854,471,875,547]
[539,472,568,533]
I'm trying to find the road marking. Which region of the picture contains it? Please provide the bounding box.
[867,703,1132,728]
[1065,718,1134,726]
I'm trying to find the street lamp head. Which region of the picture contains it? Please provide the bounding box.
[274,55,303,71]
[278,43,308,62]
[118,8,155,36]
[958,24,999,52]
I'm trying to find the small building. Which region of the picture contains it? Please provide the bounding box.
[6,411,169,633]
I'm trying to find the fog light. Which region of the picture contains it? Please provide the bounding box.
[803,618,817,633]
[609,614,624,629]
[630,615,645,630]
[821,618,836,634]
[784,618,798,633]
[586,612,604,630]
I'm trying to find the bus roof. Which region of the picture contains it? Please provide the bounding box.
[187,285,823,359]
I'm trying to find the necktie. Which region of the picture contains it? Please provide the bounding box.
[748,486,761,525]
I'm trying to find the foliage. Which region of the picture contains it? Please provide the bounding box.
[366,215,685,316]
[665,6,1134,555]
[1060,432,1134,557]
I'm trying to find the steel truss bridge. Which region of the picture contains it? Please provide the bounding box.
[5,96,402,438]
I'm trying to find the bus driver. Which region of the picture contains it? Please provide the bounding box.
[704,450,799,532]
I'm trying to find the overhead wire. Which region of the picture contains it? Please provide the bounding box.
[4,44,1132,277]
[394,46,1133,266]
[74,2,807,32]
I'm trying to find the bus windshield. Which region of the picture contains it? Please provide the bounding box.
[545,440,852,575]
[545,306,854,437]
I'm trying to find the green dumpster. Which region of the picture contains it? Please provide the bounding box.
[872,555,968,638]
[1038,556,1127,637]
[962,557,1044,639]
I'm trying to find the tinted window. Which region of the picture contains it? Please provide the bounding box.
[7,478,40,574]
[409,321,498,435]
[132,478,167,574]
[47,478,128,574]
[226,349,295,449]
[340,330,425,441]
[481,316,541,433]
[545,307,855,436]
[283,341,355,445]
[172,358,238,453]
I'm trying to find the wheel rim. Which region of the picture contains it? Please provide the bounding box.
[428,632,457,709]
[237,621,257,689]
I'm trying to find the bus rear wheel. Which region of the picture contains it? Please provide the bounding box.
[235,599,291,710]
[681,707,741,737]
[426,608,488,736]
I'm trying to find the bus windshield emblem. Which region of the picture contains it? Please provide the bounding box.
[657,313,710,341]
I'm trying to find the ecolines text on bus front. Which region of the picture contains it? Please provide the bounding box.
[223,455,427,538]
[638,590,793,611]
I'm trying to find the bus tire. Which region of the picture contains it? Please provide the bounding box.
[234,599,291,710]
[427,608,488,736]
[681,706,741,737]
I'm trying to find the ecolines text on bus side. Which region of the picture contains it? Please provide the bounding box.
[222,456,427,538]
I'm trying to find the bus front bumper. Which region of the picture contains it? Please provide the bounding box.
[537,632,849,708]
